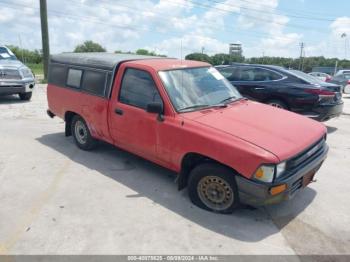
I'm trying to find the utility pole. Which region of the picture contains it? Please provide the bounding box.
[18,35,25,63]
[262,51,265,64]
[201,46,205,54]
[341,33,347,59]
[334,60,338,75]
[299,42,305,71]
[40,0,50,80]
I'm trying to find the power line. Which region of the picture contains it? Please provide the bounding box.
[0,1,216,54]
[0,1,144,33]
[167,0,330,32]
[0,0,338,57]
[207,0,339,21]
[0,0,312,46]
[66,0,310,42]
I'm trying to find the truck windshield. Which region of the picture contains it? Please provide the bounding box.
[159,67,242,112]
[0,47,17,60]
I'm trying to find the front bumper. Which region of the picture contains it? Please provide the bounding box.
[0,80,35,95]
[303,102,344,121]
[235,143,329,206]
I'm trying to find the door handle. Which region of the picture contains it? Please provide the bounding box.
[115,108,123,115]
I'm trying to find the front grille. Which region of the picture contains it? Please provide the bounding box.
[290,177,303,195]
[287,138,325,170]
[0,69,22,80]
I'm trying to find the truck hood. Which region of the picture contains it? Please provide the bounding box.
[0,60,24,70]
[186,100,326,161]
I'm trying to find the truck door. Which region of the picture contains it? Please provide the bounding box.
[108,67,163,159]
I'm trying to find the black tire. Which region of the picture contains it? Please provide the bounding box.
[71,115,97,150]
[19,92,32,101]
[267,99,288,110]
[188,163,240,214]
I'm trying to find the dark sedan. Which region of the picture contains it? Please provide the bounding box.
[216,64,343,121]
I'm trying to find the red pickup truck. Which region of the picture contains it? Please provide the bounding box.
[47,53,328,213]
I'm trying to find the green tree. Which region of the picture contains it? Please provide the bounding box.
[74,40,106,53]
[114,50,135,54]
[134,49,166,57]
[211,53,232,65]
[136,48,153,55]
[185,52,245,65]
[7,45,42,64]
[185,53,212,63]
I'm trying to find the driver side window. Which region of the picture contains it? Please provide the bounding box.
[119,68,162,109]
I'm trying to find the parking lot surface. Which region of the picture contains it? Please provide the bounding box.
[0,84,349,255]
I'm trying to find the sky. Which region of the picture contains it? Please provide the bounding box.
[0,0,350,59]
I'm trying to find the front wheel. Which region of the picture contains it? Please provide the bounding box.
[19,92,32,101]
[188,163,240,213]
[71,115,97,150]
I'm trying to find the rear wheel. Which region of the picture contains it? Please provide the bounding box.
[267,99,288,110]
[188,163,240,213]
[71,115,97,150]
[19,92,32,101]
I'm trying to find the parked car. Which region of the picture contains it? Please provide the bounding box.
[0,45,35,100]
[216,64,343,121]
[335,69,350,75]
[329,70,350,94]
[308,72,332,82]
[47,53,328,213]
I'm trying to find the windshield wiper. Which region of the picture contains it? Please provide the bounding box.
[178,103,227,112]
[178,104,210,112]
[220,96,246,104]
[219,96,238,104]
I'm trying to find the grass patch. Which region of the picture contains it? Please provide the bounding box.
[26,63,43,75]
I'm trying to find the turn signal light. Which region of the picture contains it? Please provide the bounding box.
[270,184,287,196]
[255,168,264,178]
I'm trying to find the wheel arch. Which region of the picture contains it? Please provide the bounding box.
[264,96,290,109]
[177,152,240,190]
[64,111,78,137]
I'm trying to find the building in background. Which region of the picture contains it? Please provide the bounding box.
[229,43,243,57]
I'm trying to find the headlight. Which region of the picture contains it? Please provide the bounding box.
[20,67,33,78]
[276,162,286,178]
[254,165,275,183]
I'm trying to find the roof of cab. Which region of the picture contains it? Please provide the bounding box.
[50,52,210,71]
[50,52,168,71]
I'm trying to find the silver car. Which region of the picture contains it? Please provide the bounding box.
[0,46,35,100]
[330,70,350,94]
[308,72,331,82]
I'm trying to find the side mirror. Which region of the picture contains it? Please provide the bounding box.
[146,102,163,114]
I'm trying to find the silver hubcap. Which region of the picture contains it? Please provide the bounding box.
[74,120,88,144]
[269,102,283,108]
[197,176,234,211]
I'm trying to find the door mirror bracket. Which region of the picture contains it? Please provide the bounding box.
[146,102,164,122]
